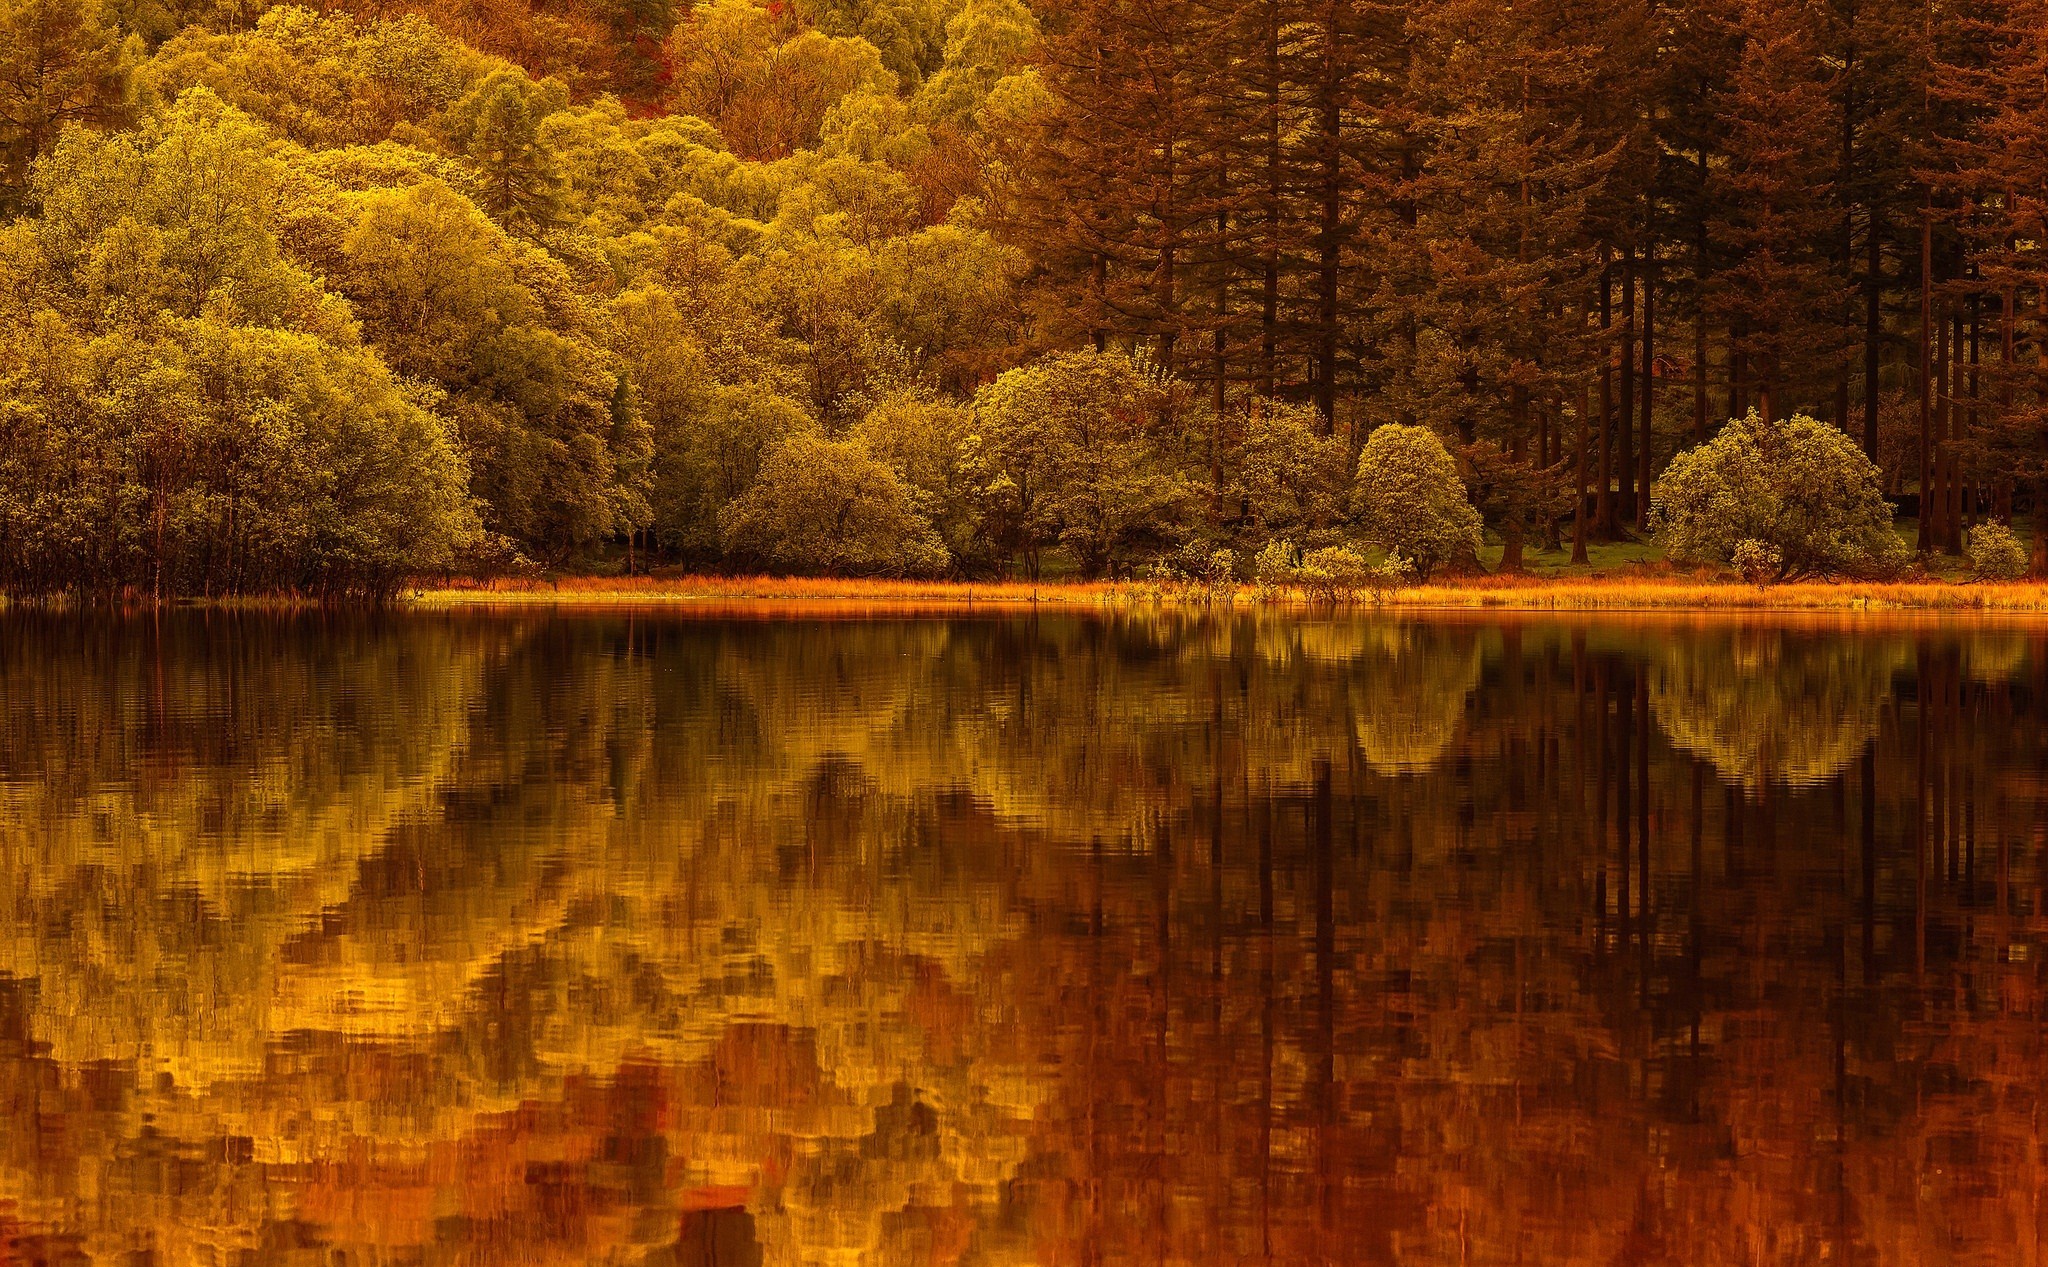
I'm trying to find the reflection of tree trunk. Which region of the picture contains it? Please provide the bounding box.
[1688,765,1703,1078]
[1636,667,1652,1001]
[1154,819,1172,1264]
[1725,784,1743,883]
[1209,770,1223,1162]
[1257,784,1274,1262]
[1914,648,1928,980]
[1861,748,1876,985]
[1618,661,1634,948]
[1086,834,1103,1267]
[1312,759,1335,1257]
[1595,658,1611,954]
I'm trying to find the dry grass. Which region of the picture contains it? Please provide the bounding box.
[409,573,2048,615]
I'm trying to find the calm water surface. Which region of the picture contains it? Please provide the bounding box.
[2,610,2045,1265]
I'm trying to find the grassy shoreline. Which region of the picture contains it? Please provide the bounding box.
[407,573,2048,615]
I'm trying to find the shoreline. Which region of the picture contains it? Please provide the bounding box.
[405,575,2048,615]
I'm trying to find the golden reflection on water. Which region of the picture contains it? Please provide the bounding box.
[0,611,2044,1265]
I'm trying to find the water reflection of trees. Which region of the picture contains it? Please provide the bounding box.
[1647,627,1910,790]
[0,613,2042,1265]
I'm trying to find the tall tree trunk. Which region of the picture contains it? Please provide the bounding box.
[1915,197,1933,553]
[1618,246,1637,527]
[1864,209,1882,460]
[1932,300,1949,551]
[1730,317,1747,421]
[2033,478,2048,578]
[1258,0,1281,396]
[1837,43,1856,434]
[1638,239,1655,530]
[1693,292,1709,443]
[1967,293,1980,532]
[1597,248,1616,534]
[1503,385,1529,572]
[1574,379,1592,564]
[1695,148,1711,443]
[1311,0,1344,432]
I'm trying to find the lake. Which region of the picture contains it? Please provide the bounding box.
[1,610,2043,1265]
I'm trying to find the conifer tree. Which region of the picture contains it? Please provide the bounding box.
[1940,0,2048,574]
[1399,0,1613,569]
[1705,0,1856,422]
[1010,0,1231,373]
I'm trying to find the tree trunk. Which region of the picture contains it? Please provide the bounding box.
[1932,301,1950,551]
[1259,0,1280,397]
[1502,385,1529,572]
[1311,0,1344,433]
[1597,248,1615,534]
[1695,148,1711,443]
[1730,317,1747,421]
[1638,240,1655,531]
[1573,380,1592,564]
[1864,209,1882,460]
[1618,246,1637,526]
[2034,478,2048,577]
[1915,197,1932,553]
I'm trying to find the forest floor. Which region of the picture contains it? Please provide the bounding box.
[411,572,2048,614]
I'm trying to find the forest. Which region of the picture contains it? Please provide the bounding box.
[4,0,2048,594]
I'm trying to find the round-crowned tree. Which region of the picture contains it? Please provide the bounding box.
[1351,424,1484,580]
[719,432,949,576]
[1650,411,1906,580]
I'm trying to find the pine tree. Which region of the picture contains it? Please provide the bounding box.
[1009,0,1232,374]
[1939,0,2048,575]
[1704,0,1856,423]
[1399,0,1615,569]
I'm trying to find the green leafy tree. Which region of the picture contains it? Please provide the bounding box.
[0,311,475,599]
[1650,410,1906,578]
[1351,423,1484,579]
[847,389,988,568]
[333,178,646,561]
[1222,398,1349,547]
[971,350,1192,578]
[719,430,948,574]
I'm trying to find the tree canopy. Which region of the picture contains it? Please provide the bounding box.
[2,0,2046,593]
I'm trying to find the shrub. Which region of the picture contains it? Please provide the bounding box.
[1968,522,2030,580]
[1297,545,1369,603]
[1253,538,1297,601]
[1365,551,1417,601]
[1352,424,1484,580]
[1201,547,1237,599]
[1650,410,1907,580]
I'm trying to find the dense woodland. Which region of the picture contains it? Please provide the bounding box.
[5,0,2048,593]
